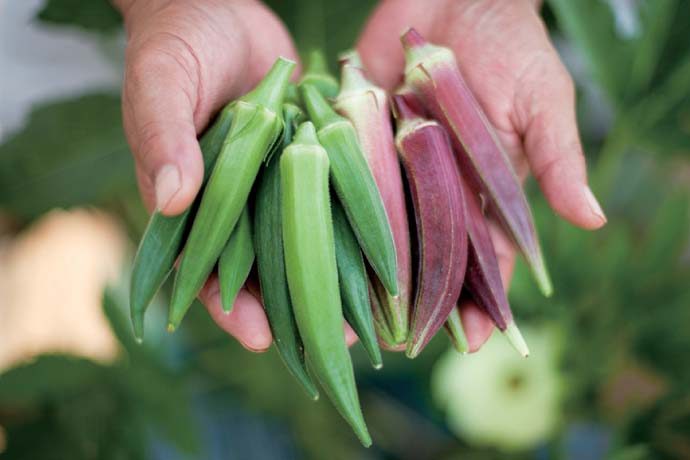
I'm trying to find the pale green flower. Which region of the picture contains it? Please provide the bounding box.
[432,326,562,451]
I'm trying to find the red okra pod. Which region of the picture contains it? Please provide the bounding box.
[401,28,552,297]
[393,94,468,358]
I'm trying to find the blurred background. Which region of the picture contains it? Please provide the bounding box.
[1,0,689,459]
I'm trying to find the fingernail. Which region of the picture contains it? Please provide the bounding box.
[241,331,272,352]
[155,164,181,211]
[583,185,607,225]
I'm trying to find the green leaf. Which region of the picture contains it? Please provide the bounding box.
[36,0,122,33]
[627,0,679,96]
[548,0,634,106]
[0,355,106,406]
[0,92,134,220]
[264,0,376,63]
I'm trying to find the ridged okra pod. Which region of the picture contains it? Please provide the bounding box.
[461,178,529,357]
[254,104,319,400]
[401,28,552,297]
[218,206,254,313]
[334,55,411,345]
[332,199,383,369]
[129,103,234,341]
[393,94,468,359]
[168,57,295,330]
[281,122,371,446]
[300,83,398,298]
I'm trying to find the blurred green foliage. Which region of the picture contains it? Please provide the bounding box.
[0,0,689,459]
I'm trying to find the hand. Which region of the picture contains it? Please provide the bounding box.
[357,0,607,352]
[116,0,298,351]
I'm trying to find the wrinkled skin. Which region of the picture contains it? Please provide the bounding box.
[116,0,605,353]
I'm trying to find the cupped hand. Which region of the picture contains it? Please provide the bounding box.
[116,0,299,351]
[357,0,607,352]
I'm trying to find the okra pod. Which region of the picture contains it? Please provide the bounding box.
[445,307,469,354]
[393,94,468,359]
[129,103,234,341]
[254,104,319,400]
[332,198,383,369]
[169,57,295,330]
[461,178,529,357]
[401,28,552,297]
[218,206,254,313]
[300,83,399,298]
[334,55,411,345]
[281,122,371,446]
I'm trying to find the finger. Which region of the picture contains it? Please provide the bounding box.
[123,36,207,215]
[459,218,516,353]
[356,0,440,89]
[486,218,517,289]
[200,276,273,352]
[345,323,359,347]
[459,300,494,353]
[519,60,607,230]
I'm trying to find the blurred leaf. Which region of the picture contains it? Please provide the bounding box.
[264,0,376,64]
[608,444,652,460]
[0,355,106,406]
[627,0,678,96]
[0,92,134,220]
[36,0,122,33]
[547,0,634,105]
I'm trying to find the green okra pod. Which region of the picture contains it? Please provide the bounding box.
[332,199,383,369]
[129,103,234,341]
[168,57,295,330]
[218,206,254,313]
[300,83,398,298]
[281,122,371,446]
[335,55,412,345]
[254,103,319,400]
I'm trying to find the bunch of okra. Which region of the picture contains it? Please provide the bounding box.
[129,29,553,446]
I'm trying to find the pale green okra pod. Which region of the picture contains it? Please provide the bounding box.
[218,206,254,313]
[281,122,371,447]
[300,83,399,298]
[168,57,295,330]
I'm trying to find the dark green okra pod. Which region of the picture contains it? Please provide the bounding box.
[168,57,295,330]
[300,83,399,298]
[218,206,254,313]
[254,104,319,400]
[129,103,234,341]
[332,199,383,369]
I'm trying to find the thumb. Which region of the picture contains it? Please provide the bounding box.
[122,35,206,215]
[519,62,607,230]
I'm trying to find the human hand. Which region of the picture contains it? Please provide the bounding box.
[115,0,301,351]
[357,0,607,352]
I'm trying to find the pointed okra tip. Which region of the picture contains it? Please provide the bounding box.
[533,259,554,298]
[241,56,296,113]
[131,316,145,343]
[503,322,530,358]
